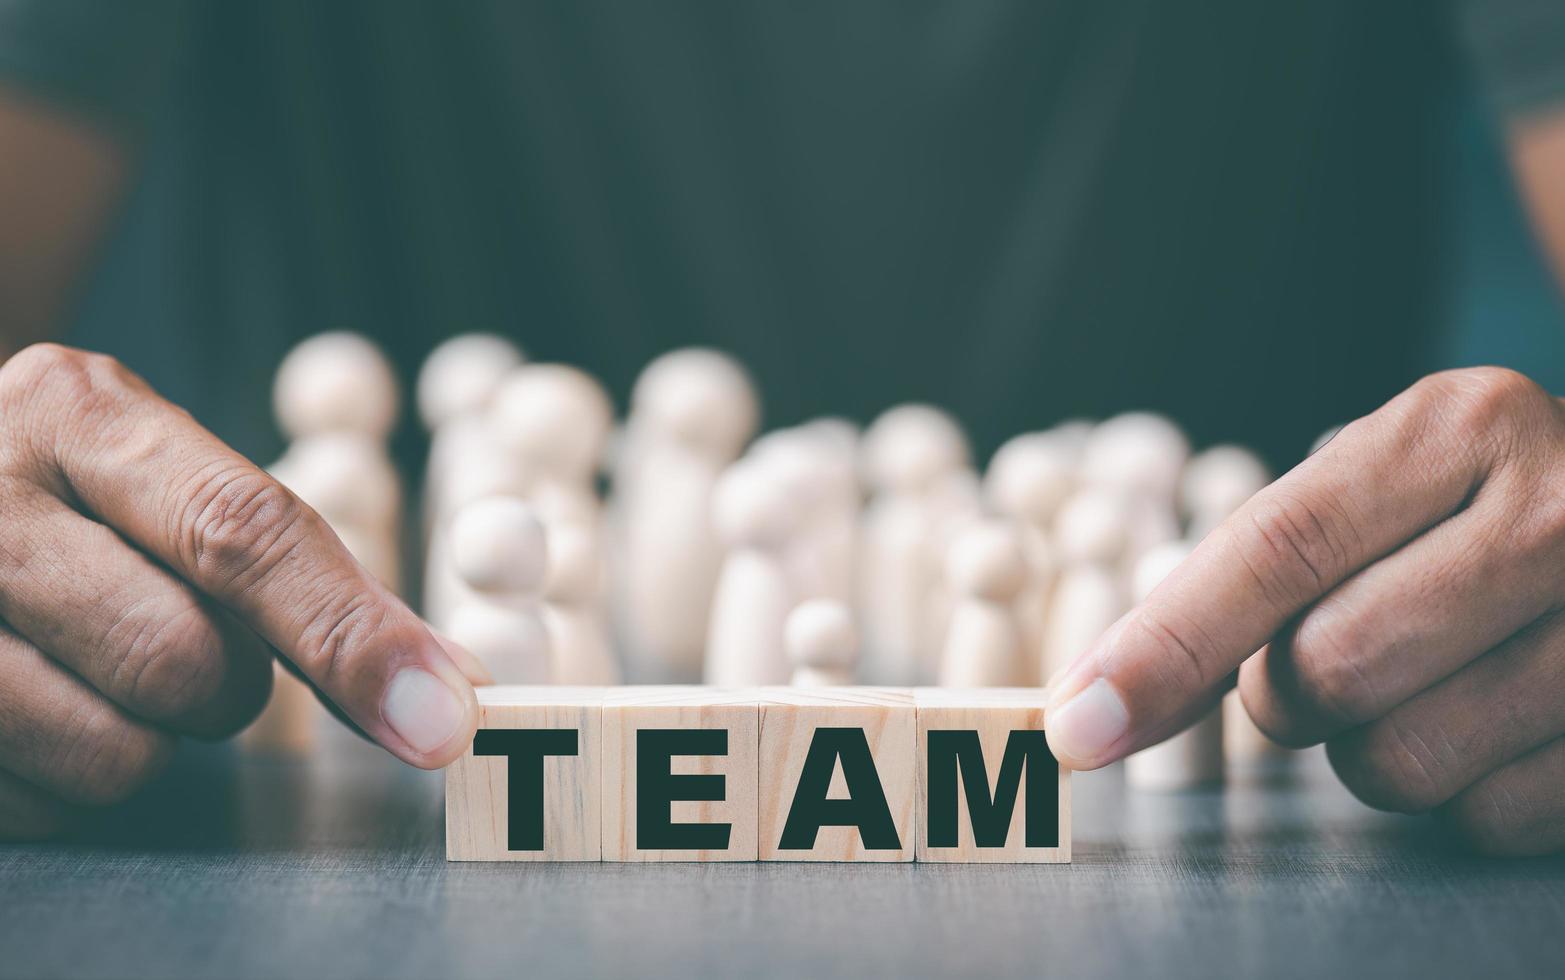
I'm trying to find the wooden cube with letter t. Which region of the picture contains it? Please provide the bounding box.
[756,688,916,862]
[445,686,603,861]
[913,688,1070,863]
[602,687,760,861]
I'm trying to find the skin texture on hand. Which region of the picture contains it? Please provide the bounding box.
[0,344,482,839]
[1047,367,1565,856]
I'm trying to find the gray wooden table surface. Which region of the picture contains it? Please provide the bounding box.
[3,732,1563,980]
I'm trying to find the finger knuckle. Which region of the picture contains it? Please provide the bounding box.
[1243,699,1311,750]
[1239,649,1329,749]
[106,592,226,720]
[0,346,90,463]
[0,344,130,416]
[49,703,171,806]
[1240,491,1358,612]
[0,346,142,475]
[0,343,87,406]
[1235,658,1303,750]
[1120,608,1220,694]
[303,587,395,688]
[1419,367,1545,441]
[1282,606,1382,725]
[1331,718,1451,814]
[180,467,310,591]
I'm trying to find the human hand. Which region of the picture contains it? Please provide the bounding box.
[0,344,482,838]
[1046,367,1565,855]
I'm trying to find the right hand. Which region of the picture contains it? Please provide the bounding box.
[0,343,482,838]
[1044,368,1565,855]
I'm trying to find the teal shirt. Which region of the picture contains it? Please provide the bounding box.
[0,2,1478,468]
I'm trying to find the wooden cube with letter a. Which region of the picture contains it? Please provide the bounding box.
[757,688,916,862]
[445,686,603,861]
[913,688,1070,863]
[602,687,759,861]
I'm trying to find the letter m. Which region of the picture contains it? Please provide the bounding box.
[926,730,1058,849]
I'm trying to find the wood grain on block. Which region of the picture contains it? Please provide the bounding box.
[445,686,604,861]
[756,688,916,862]
[602,687,759,861]
[913,689,1070,863]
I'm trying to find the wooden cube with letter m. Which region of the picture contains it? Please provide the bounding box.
[914,689,1070,863]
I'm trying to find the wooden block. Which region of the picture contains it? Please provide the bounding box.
[756,688,916,862]
[445,686,604,861]
[913,688,1070,863]
[602,687,759,861]
[446,685,1073,864]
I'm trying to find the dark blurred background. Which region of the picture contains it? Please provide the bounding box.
[3,1,1561,472]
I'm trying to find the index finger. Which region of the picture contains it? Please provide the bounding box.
[1044,373,1509,770]
[0,344,477,768]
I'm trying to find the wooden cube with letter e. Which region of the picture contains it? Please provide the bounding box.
[602,687,760,861]
[914,688,1070,863]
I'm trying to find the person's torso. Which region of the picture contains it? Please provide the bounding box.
[68,0,1454,470]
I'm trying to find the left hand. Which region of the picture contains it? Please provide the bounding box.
[1045,367,1565,855]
